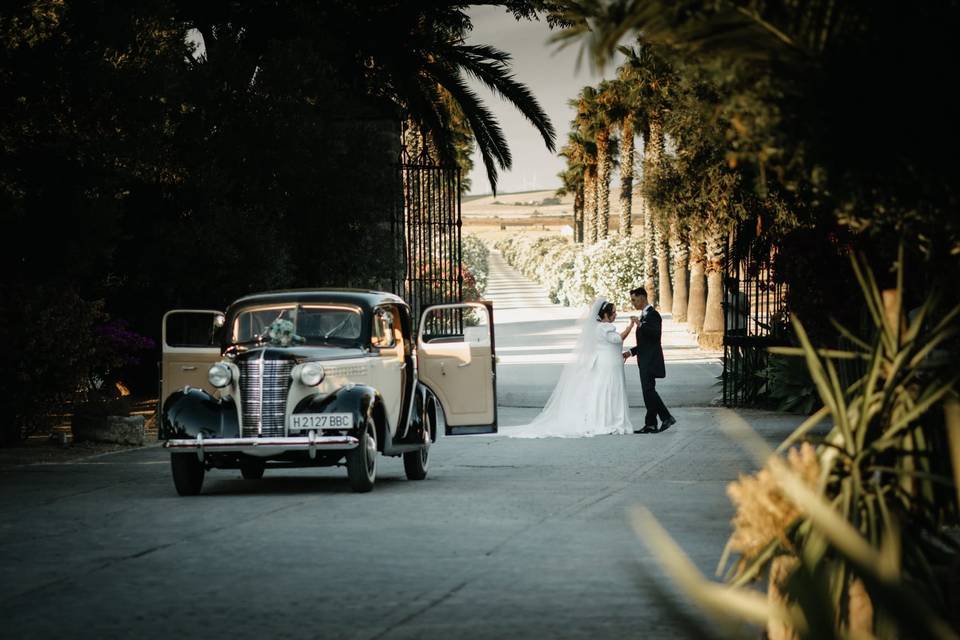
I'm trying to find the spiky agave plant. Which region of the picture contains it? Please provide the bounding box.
[630,246,960,639]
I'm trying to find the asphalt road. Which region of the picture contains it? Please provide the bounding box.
[0,257,804,639]
[0,409,802,639]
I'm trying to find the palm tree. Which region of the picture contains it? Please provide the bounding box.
[648,112,671,311]
[701,214,727,343]
[558,131,588,242]
[641,192,657,305]
[670,216,689,322]
[584,159,598,243]
[618,108,637,236]
[594,80,629,239]
[617,44,676,308]
[686,233,707,334]
[613,73,644,236]
[572,87,603,243]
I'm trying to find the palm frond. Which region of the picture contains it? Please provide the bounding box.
[446,43,556,152]
[426,61,510,193]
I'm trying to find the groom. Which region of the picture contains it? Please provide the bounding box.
[623,287,676,434]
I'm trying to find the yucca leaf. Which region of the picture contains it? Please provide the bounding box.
[775,405,831,454]
[926,302,960,341]
[900,294,932,346]
[768,345,863,360]
[850,253,885,332]
[907,322,959,371]
[857,341,886,451]
[866,466,955,488]
[629,506,804,630]
[790,317,843,420]
[829,317,872,352]
[880,346,912,396]
[860,257,897,355]
[946,400,960,510]
[824,358,852,451]
[718,411,883,573]
[874,377,958,443]
[726,540,780,588]
[875,496,901,579]
[892,243,905,346]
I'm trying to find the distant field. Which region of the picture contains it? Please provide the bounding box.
[461,188,640,242]
[462,186,643,220]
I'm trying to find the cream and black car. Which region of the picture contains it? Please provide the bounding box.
[160,290,496,494]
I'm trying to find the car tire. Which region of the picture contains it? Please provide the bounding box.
[403,405,430,481]
[347,418,377,493]
[240,457,265,480]
[171,453,205,496]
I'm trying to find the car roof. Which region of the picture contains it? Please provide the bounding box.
[226,289,408,315]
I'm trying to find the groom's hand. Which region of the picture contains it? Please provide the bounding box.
[622,350,631,362]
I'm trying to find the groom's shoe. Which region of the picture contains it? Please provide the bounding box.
[634,425,658,434]
[658,416,677,433]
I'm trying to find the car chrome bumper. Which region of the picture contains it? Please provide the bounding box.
[163,434,359,457]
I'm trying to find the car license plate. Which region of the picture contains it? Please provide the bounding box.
[289,413,354,431]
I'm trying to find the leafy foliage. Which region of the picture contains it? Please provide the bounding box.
[461,234,491,297]
[496,234,645,309]
[627,249,960,638]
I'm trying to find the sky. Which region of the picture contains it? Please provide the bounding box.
[463,7,623,196]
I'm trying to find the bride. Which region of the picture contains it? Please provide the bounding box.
[507,297,635,438]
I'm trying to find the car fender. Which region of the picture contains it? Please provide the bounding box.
[293,385,388,452]
[161,388,240,440]
[395,384,438,446]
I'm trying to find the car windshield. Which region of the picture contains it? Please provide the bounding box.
[231,304,363,347]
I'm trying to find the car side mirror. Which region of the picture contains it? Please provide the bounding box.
[213,314,226,329]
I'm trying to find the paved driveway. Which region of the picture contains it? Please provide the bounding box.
[0,409,800,639]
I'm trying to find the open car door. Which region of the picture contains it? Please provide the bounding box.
[417,302,496,435]
[160,310,224,407]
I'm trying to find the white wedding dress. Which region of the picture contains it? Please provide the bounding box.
[506,298,634,438]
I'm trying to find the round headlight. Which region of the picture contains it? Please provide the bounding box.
[208,363,232,388]
[300,363,325,386]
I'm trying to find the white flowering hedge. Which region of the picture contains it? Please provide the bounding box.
[461,234,489,297]
[495,235,645,310]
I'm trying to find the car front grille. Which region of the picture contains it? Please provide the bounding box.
[239,355,294,437]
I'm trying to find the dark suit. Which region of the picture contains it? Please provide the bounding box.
[629,305,672,427]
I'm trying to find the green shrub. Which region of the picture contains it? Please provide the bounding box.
[0,286,105,444]
[461,234,489,297]
[495,235,646,309]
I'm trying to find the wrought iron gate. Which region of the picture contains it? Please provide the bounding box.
[391,144,463,331]
[722,223,789,406]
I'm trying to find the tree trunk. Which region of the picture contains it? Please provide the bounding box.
[670,216,688,322]
[642,198,657,306]
[619,117,635,236]
[584,172,597,244]
[645,116,668,309]
[687,238,707,334]
[656,221,672,312]
[574,183,585,243]
[701,220,726,348]
[596,129,611,240]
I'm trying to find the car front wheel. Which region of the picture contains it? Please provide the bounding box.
[347,418,377,493]
[171,452,205,496]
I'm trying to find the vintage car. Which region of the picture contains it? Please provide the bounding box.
[159,290,496,495]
